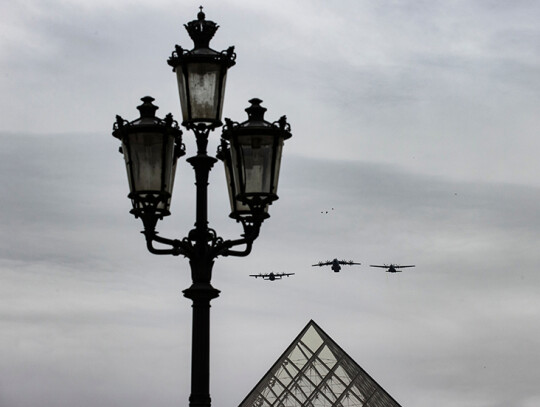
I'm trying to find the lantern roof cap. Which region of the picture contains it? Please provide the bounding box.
[131,96,164,126]
[137,96,159,118]
[221,99,292,140]
[244,98,268,126]
[112,96,182,139]
[167,7,236,69]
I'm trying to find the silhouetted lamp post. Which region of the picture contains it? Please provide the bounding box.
[112,8,291,407]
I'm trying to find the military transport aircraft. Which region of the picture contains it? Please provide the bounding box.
[369,264,415,273]
[312,259,361,273]
[250,272,295,281]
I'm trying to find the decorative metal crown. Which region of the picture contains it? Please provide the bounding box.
[184,6,219,49]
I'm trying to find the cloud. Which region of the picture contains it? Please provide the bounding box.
[2,1,540,406]
[2,131,540,406]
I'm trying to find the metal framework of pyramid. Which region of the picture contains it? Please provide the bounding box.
[239,320,402,407]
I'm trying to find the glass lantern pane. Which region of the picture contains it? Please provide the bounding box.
[123,132,176,194]
[235,134,275,196]
[271,138,284,195]
[162,147,178,211]
[175,68,189,122]
[121,139,134,193]
[223,158,250,215]
[187,63,226,122]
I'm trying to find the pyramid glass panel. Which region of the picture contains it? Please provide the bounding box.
[275,363,295,387]
[301,325,324,352]
[317,345,337,368]
[332,366,351,388]
[291,383,308,403]
[340,390,363,407]
[311,359,330,379]
[297,374,316,396]
[239,320,402,407]
[288,346,309,371]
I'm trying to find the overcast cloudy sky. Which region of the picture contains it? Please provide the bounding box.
[2,1,540,406]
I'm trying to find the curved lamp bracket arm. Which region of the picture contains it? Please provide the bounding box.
[214,217,262,258]
[220,240,254,258]
[142,229,193,257]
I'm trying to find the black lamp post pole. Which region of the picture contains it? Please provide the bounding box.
[184,284,219,407]
[112,9,292,407]
[184,127,220,407]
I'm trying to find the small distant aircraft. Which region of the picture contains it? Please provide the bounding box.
[250,272,295,281]
[369,264,415,273]
[312,259,361,273]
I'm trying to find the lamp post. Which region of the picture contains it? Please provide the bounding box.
[112,8,291,407]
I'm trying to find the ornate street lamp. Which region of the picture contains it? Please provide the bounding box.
[167,6,235,129]
[222,98,291,213]
[218,99,291,220]
[112,8,291,407]
[113,96,185,230]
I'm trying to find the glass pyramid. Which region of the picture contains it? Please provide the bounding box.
[239,320,402,407]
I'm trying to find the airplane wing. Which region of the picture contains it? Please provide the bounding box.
[282,273,295,277]
[312,261,332,267]
[339,261,361,265]
[369,265,387,268]
[396,265,415,269]
[249,274,262,278]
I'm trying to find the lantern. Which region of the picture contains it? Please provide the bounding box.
[167,7,236,128]
[112,96,184,224]
[221,98,291,216]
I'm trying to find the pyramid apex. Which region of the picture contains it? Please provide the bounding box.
[239,320,403,407]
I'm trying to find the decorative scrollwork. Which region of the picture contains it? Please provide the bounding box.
[129,191,172,220]
[164,113,174,127]
[175,141,186,159]
[113,115,129,131]
[207,228,218,240]
[223,117,240,132]
[216,138,227,160]
[212,236,224,249]
[174,44,186,57]
[168,44,235,68]
[273,115,291,132]
[222,46,237,63]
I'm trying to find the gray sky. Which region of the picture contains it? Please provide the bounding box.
[1,1,540,406]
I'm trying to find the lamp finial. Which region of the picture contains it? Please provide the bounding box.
[137,96,159,118]
[245,98,267,122]
[184,6,219,49]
